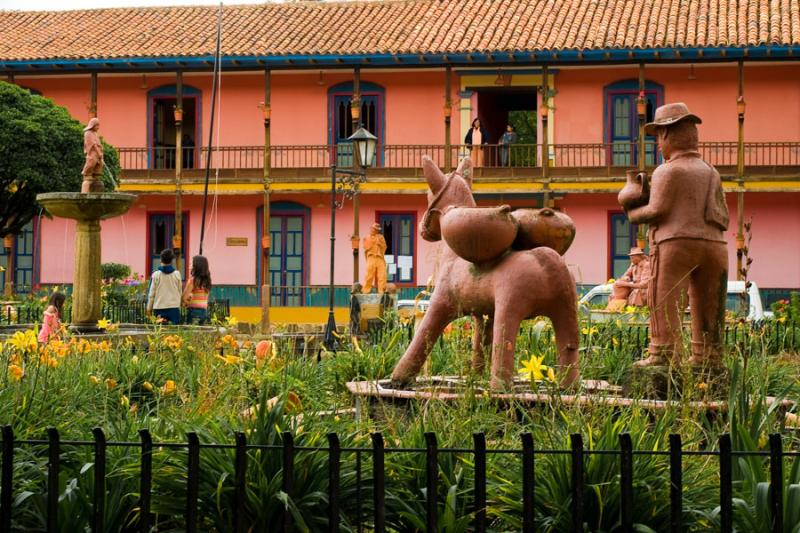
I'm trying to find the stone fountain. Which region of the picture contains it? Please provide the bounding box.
[36,192,136,332]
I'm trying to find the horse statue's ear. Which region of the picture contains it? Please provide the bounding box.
[422,155,447,195]
[454,157,473,189]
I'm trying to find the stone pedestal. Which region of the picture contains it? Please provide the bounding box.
[624,362,730,400]
[36,192,136,333]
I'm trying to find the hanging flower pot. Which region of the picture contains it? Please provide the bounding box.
[173,107,183,123]
[3,235,13,250]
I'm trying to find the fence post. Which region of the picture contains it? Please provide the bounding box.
[327,432,340,533]
[719,433,732,533]
[186,432,200,533]
[425,432,438,532]
[769,434,783,533]
[234,432,247,533]
[282,431,294,533]
[139,428,152,533]
[47,427,60,533]
[619,433,633,533]
[473,432,487,533]
[570,433,584,532]
[1,426,13,532]
[669,434,682,533]
[92,428,106,533]
[521,432,535,533]
[371,432,385,533]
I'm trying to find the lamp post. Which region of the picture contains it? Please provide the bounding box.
[324,127,377,351]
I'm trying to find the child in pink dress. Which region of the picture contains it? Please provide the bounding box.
[38,292,66,344]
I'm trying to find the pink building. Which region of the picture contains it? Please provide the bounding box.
[1,0,799,322]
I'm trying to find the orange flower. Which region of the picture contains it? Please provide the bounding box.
[161,380,176,396]
[8,364,23,382]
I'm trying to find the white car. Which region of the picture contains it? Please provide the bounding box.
[579,280,770,322]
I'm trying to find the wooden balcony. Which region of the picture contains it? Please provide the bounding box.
[118,142,800,194]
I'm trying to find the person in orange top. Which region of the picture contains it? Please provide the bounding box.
[38,292,66,344]
[362,223,388,294]
[182,255,212,324]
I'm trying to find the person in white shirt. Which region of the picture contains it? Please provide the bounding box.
[147,248,183,324]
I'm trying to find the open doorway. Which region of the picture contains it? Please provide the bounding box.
[150,93,198,170]
[473,87,537,166]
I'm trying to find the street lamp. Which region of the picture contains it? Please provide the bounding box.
[323,127,377,351]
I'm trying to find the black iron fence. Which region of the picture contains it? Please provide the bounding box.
[0,300,230,326]
[0,426,795,532]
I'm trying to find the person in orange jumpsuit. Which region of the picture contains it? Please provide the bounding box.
[362,223,388,294]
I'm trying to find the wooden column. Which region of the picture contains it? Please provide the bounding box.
[89,72,98,119]
[736,61,746,280]
[174,71,184,275]
[444,66,453,172]
[260,69,272,333]
[540,66,551,207]
[3,235,14,298]
[351,67,361,284]
[636,63,648,248]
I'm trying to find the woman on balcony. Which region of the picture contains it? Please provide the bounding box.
[464,118,489,167]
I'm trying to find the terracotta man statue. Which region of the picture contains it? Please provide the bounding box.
[81,118,104,193]
[362,222,388,294]
[618,247,651,307]
[620,103,729,367]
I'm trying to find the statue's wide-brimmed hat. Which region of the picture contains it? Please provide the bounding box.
[628,247,646,256]
[645,103,701,135]
[83,117,100,131]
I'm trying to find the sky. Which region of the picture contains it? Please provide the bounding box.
[0,0,281,10]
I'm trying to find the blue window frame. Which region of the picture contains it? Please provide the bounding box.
[604,80,663,166]
[609,212,648,279]
[257,203,310,306]
[378,213,415,284]
[147,213,187,277]
[329,82,384,167]
[0,220,36,293]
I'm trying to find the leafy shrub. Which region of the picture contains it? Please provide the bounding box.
[101,262,131,281]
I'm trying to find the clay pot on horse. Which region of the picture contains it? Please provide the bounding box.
[440,206,518,263]
[510,208,576,256]
[390,156,580,390]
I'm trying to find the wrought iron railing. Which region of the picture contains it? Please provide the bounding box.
[117,142,800,171]
[0,427,795,531]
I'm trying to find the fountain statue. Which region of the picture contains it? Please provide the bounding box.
[37,123,136,331]
[390,156,580,390]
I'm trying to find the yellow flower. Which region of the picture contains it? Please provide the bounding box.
[8,364,24,382]
[612,337,619,346]
[131,355,139,364]
[105,378,117,390]
[97,318,110,330]
[215,354,243,365]
[162,380,176,396]
[47,357,58,369]
[120,395,130,408]
[546,367,557,383]
[778,316,787,324]
[581,327,589,335]
[607,278,616,284]
[163,335,184,351]
[697,382,708,392]
[98,341,111,353]
[624,306,636,314]
[518,354,548,381]
[142,381,154,392]
[6,329,38,354]
[224,316,238,327]
[89,375,100,385]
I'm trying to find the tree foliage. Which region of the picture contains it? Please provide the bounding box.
[0,81,119,238]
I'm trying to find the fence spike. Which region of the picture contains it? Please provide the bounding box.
[91,428,106,533]
[769,433,783,533]
[473,432,487,533]
[371,432,385,533]
[1,426,13,532]
[47,427,60,533]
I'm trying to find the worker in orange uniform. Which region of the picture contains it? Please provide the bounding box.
[362,223,388,294]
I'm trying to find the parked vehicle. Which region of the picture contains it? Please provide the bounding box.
[579,281,771,322]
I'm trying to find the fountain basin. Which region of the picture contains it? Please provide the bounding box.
[37,192,136,221]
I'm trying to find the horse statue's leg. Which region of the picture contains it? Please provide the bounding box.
[489,306,524,390]
[390,295,454,386]
[471,314,493,374]
[548,298,581,388]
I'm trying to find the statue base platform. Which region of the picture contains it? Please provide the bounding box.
[345,375,790,421]
[623,363,730,401]
[350,292,397,334]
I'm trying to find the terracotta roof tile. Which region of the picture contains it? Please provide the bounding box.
[1,0,799,63]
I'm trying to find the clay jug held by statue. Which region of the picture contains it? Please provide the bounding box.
[618,170,650,212]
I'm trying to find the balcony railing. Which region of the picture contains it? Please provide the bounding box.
[118,142,800,172]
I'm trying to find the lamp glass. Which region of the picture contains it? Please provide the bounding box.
[348,127,378,168]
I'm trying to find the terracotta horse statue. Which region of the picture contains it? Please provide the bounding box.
[390,156,580,390]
